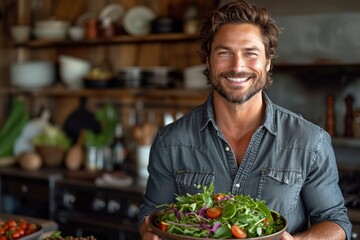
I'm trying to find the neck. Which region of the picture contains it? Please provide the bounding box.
[214,91,265,136]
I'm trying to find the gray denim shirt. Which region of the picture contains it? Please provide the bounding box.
[138,92,352,239]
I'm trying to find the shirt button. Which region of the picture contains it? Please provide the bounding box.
[225,146,230,151]
[235,183,240,188]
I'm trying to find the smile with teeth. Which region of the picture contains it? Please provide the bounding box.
[226,76,250,82]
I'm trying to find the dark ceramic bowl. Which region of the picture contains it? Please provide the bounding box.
[149,210,287,240]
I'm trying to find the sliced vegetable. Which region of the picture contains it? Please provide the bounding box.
[214,193,225,201]
[231,225,247,239]
[159,222,168,231]
[206,207,222,219]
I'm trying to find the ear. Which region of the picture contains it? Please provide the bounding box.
[265,59,271,72]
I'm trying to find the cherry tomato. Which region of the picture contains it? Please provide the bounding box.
[11,231,21,239]
[206,207,222,219]
[15,227,24,237]
[18,219,27,230]
[231,225,247,239]
[6,220,16,228]
[159,222,167,231]
[263,218,270,226]
[214,193,225,201]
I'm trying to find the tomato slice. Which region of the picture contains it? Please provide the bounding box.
[231,225,247,239]
[206,207,222,219]
[214,193,225,201]
[263,218,270,226]
[159,222,167,231]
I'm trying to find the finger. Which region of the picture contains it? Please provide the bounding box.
[280,231,293,240]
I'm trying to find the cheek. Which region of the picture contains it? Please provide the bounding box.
[211,57,231,72]
[247,59,267,74]
[247,58,262,68]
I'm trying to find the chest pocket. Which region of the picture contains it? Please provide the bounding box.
[176,170,215,195]
[258,169,303,215]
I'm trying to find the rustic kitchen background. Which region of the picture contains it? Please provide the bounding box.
[0,0,360,239]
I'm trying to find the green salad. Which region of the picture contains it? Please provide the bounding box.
[154,183,285,239]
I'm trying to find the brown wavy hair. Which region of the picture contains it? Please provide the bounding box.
[199,0,281,88]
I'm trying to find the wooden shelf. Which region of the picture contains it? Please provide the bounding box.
[15,33,199,48]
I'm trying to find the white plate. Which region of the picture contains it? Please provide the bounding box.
[123,6,155,36]
[99,3,124,23]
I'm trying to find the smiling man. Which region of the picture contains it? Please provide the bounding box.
[138,1,352,240]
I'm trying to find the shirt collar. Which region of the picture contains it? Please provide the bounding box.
[200,91,277,136]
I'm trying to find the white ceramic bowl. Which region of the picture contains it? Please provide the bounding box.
[68,26,85,41]
[59,55,91,89]
[11,61,55,89]
[10,25,31,43]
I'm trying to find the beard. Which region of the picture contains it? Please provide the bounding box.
[210,69,266,104]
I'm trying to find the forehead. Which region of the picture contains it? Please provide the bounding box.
[212,23,265,50]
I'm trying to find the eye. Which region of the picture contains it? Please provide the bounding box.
[244,52,258,57]
[217,49,231,56]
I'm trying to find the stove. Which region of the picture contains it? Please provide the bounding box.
[54,178,144,240]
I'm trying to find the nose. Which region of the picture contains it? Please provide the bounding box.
[232,53,245,72]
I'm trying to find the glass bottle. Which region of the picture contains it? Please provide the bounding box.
[111,123,127,171]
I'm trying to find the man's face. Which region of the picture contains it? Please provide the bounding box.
[207,23,270,104]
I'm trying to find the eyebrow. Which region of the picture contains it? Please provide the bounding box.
[213,45,261,52]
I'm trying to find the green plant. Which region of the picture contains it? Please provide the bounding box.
[32,125,71,150]
[83,103,118,148]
